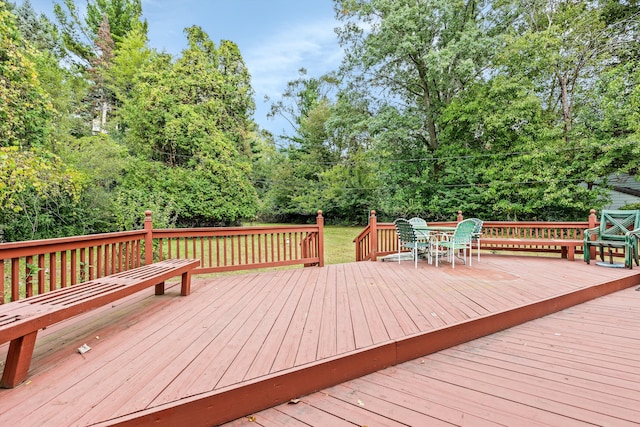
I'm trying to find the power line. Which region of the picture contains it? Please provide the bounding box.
[250,176,592,191]
[148,143,594,166]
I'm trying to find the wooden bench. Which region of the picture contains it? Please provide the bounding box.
[0,258,200,388]
[481,238,584,261]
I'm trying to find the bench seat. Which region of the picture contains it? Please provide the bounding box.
[0,258,199,388]
[481,238,583,261]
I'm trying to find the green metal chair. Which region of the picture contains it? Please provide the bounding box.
[408,217,430,242]
[469,218,484,262]
[394,218,430,268]
[408,217,427,226]
[584,210,640,268]
[435,219,476,268]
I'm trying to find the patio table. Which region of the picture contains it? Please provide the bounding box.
[413,225,456,233]
[412,225,457,263]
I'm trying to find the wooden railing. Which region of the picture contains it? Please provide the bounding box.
[0,231,145,303]
[1,211,324,303]
[151,211,324,274]
[355,210,599,261]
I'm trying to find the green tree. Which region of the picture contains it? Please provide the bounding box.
[498,0,635,142]
[265,71,344,221]
[0,2,54,148]
[494,0,640,207]
[438,75,605,220]
[0,146,84,241]
[86,0,145,44]
[107,21,150,115]
[53,0,146,131]
[53,0,145,63]
[118,26,258,225]
[12,0,91,141]
[60,134,131,233]
[335,0,495,151]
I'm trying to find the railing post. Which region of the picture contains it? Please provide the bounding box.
[370,210,378,262]
[457,211,464,222]
[316,210,325,267]
[589,208,597,260]
[144,210,153,265]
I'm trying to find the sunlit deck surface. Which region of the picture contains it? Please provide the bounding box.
[1,255,638,426]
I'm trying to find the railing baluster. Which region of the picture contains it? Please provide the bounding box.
[97,245,103,278]
[208,237,213,269]
[0,260,5,304]
[11,258,19,301]
[61,251,68,288]
[200,237,204,267]
[38,254,45,294]
[89,246,95,280]
[49,253,57,291]
[26,255,34,297]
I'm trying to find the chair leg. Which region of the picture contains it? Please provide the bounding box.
[452,245,455,269]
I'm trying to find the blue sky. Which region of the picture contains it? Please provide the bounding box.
[27,0,344,136]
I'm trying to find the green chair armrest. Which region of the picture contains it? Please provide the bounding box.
[626,228,640,244]
[584,227,600,238]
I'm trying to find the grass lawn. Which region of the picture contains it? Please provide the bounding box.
[323,225,361,265]
[244,222,361,265]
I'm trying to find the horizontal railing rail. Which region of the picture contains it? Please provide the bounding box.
[1,211,325,303]
[355,210,604,262]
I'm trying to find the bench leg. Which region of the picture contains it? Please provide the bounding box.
[181,271,192,296]
[1,331,38,388]
[155,281,165,295]
[567,246,575,261]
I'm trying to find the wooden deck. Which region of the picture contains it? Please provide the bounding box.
[229,285,640,426]
[0,255,638,426]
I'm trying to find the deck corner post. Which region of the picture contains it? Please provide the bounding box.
[457,211,464,223]
[589,208,597,260]
[144,210,153,266]
[370,210,378,262]
[316,210,325,267]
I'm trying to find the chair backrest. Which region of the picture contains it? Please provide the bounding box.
[599,210,640,241]
[394,218,417,244]
[469,218,483,236]
[408,217,427,227]
[452,219,477,244]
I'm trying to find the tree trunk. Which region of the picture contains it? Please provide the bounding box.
[422,83,439,151]
[558,73,572,142]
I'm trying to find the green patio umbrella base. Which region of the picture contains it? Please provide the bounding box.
[595,261,625,268]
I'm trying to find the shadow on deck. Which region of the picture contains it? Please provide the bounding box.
[1,255,639,426]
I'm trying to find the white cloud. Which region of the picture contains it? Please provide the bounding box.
[245,18,343,99]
